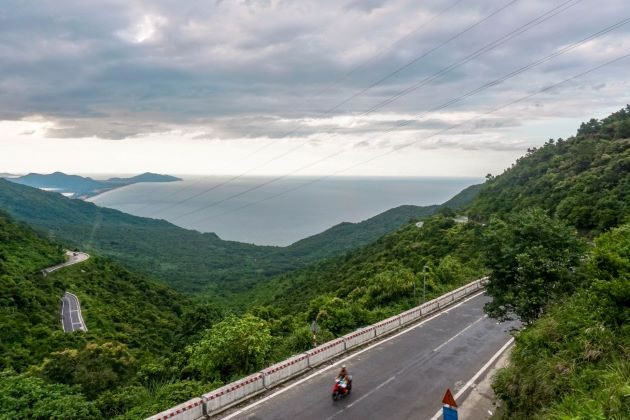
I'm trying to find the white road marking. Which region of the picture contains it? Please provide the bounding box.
[325,375,396,420]
[433,315,485,352]
[428,337,515,420]
[219,291,485,420]
[61,297,66,330]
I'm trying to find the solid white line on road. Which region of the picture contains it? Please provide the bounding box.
[220,291,485,420]
[61,297,66,330]
[325,375,396,420]
[433,315,485,352]
[428,337,515,420]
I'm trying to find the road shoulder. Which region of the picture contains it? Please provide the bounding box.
[456,344,512,419]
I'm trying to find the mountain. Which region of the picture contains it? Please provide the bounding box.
[469,105,630,233]
[8,171,182,199]
[11,172,104,195]
[244,107,630,420]
[105,172,181,184]
[0,178,480,296]
[282,184,481,262]
[252,107,630,316]
[0,210,220,418]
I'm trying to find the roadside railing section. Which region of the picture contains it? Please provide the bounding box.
[147,277,487,420]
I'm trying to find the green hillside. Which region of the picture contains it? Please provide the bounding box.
[228,108,630,419]
[0,211,221,418]
[282,184,481,262]
[469,106,630,233]
[242,212,485,316]
[0,179,478,296]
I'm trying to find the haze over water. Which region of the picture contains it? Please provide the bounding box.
[90,176,480,246]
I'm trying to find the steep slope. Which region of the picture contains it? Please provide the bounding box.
[239,213,486,316]
[0,179,281,294]
[469,105,630,233]
[281,183,481,262]
[234,107,629,357]
[0,178,479,295]
[0,211,188,371]
[0,211,221,419]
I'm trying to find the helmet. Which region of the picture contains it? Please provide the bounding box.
[341,365,346,369]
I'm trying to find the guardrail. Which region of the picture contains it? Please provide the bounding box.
[147,277,487,420]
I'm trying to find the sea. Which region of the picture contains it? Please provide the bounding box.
[88,176,481,246]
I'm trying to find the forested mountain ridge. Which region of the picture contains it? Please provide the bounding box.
[0,211,221,418]
[231,108,630,419]
[469,105,630,233]
[0,178,479,296]
[280,183,481,262]
[1,108,628,419]
[9,171,181,198]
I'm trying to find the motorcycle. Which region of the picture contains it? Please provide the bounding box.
[332,376,352,401]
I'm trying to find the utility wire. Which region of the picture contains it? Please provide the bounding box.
[169,0,583,221]
[135,0,466,214]
[151,0,520,217]
[185,19,630,225]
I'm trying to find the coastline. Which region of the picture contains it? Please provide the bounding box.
[85,180,183,202]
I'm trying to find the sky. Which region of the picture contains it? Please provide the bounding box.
[1,0,629,177]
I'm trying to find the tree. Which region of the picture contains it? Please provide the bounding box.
[186,314,271,381]
[0,370,98,419]
[482,208,585,324]
[37,342,136,398]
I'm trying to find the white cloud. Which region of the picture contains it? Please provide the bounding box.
[0,0,629,177]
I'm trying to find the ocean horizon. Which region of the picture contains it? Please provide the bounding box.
[89,176,481,246]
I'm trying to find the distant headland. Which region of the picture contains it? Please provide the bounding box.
[4,171,182,199]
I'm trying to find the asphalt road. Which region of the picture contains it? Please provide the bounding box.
[219,292,518,420]
[61,291,88,332]
[43,250,90,275]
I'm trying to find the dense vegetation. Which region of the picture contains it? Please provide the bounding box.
[0,179,476,296]
[0,210,482,418]
[2,107,629,418]
[242,211,485,316]
[471,107,630,418]
[0,211,217,418]
[492,223,629,419]
[470,106,630,233]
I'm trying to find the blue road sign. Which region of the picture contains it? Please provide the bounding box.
[443,406,458,420]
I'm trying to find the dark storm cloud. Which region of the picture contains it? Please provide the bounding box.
[0,0,629,141]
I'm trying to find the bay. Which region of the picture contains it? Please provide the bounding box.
[89,176,481,246]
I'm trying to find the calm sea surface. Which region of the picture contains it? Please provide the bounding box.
[89,176,481,246]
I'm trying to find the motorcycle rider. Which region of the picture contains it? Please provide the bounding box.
[337,365,351,392]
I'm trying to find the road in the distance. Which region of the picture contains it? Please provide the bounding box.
[41,250,91,332]
[43,250,90,275]
[220,293,517,420]
[61,291,88,332]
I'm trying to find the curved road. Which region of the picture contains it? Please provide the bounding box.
[61,292,88,332]
[43,250,90,275]
[218,292,517,420]
[41,250,90,333]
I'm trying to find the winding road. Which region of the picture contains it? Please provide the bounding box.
[42,250,90,275]
[217,292,517,420]
[61,291,88,332]
[42,250,90,333]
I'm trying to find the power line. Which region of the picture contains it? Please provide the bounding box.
[168,0,582,221]
[185,21,630,225]
[136,0,467,215]
[151,0,520,217]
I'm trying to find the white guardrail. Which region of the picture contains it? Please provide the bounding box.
[147,277,487,420]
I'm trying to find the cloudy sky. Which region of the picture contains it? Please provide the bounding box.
[1,0,629,177]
